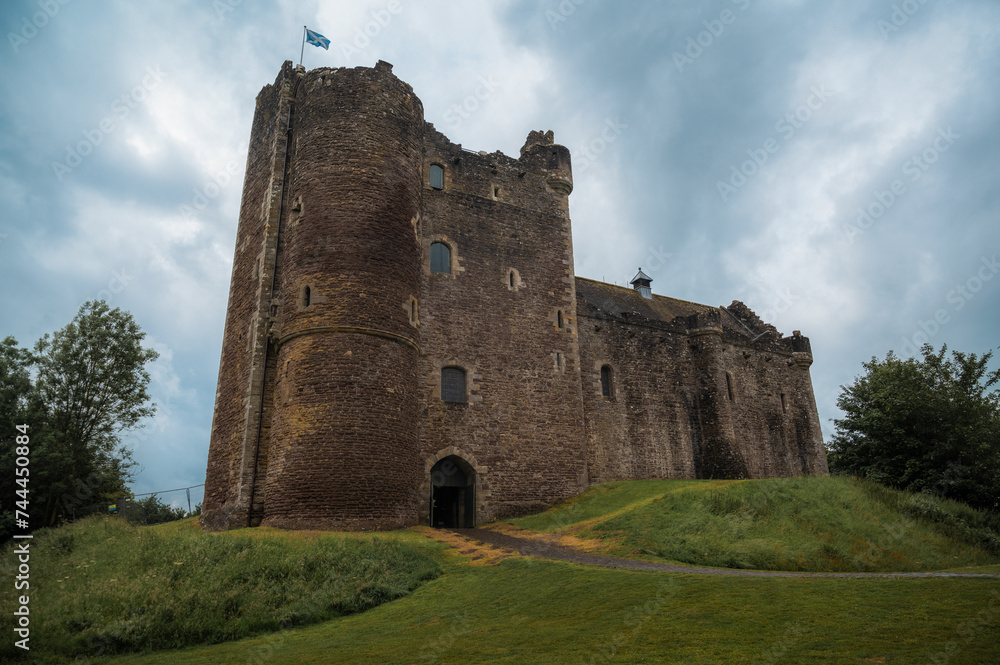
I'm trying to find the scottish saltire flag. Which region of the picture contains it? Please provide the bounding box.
[305,28,330,50]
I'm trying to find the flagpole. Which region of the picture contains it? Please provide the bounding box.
[299,25,306,67]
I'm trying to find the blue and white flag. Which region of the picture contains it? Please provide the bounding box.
[305,28,330,50]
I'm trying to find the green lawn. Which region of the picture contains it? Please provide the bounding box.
[93,556,1000,665]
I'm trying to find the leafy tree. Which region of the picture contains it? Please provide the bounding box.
[828,344,1000,512]
[127,495,187,525]
[0,337,34,539]
[0,302,158,540]
[0,336,32,445]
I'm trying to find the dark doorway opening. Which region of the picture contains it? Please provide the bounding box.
[430,456,475,528]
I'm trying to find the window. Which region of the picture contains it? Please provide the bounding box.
[601,365,613,397]
[429,164,444,190]
[556,352,564,372]
[726,372,735,402]
[441,367,467,403]
[780,393,787,413]
[430,242,451,274]
[557,310,564,329]
[303,285,311,307]
[507,268,520,291]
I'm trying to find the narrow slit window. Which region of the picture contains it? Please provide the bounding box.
[780,393,787,413]
[557,310,564,329]
[726,372,735,402]
[430,242,451,274]
[429,164,444,190]
[510,272,515,287]
[601,365,613,397]
[303,285,311,307]
[441,367,467,403]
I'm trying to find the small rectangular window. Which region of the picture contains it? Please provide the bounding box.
[429,164,444,190]
[601,365,613,397]
[441,367,466,403]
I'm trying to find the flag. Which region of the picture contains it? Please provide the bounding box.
[305,28,330,50]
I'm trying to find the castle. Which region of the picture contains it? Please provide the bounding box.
[202,61,828,532]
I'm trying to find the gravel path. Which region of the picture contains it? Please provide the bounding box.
[450,528,1000,579]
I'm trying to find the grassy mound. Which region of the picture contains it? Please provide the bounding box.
[509,476,1000,572]
[0,516,440,660]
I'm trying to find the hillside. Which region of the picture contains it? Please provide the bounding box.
[508,476,1000,572]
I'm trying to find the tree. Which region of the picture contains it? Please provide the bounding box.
[0,337,32,445]
[828,344,1000,512]
[0,301,158,540]
[0,337,34,539]
[127,495,187,525]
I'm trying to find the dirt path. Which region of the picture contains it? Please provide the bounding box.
[450,528,1000,579]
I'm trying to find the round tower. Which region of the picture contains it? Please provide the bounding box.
[262,61,425,530]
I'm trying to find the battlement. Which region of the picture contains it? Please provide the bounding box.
[422,123,572,216]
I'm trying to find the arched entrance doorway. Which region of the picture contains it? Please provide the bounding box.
[430,456,475,528]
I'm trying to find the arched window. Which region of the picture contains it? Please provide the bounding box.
[429,164,445,190]
[507,268,520,290]
[600,365,613,398]
[430,242,451,274]
[441,367,467,403]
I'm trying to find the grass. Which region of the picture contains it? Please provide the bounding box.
[85,556,1000,664]
[6,478,1000,664]
[508,476,1000,572]
[0,516,440,661]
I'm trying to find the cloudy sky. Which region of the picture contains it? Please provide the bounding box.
[2,0,998,509]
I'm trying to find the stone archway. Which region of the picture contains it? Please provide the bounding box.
[421,447,489,527]
[430,455,476,528]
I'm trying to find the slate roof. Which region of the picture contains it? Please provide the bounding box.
[575,277,712,325]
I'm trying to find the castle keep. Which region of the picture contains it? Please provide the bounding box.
[202,61,828,532]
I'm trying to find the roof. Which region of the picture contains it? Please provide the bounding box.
[575,277,713,325]
[629,268,652,285]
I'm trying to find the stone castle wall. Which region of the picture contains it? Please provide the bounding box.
[415,126,588,523]
[577,280,828,483]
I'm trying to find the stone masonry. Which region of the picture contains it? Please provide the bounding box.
[201,61,828,532]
